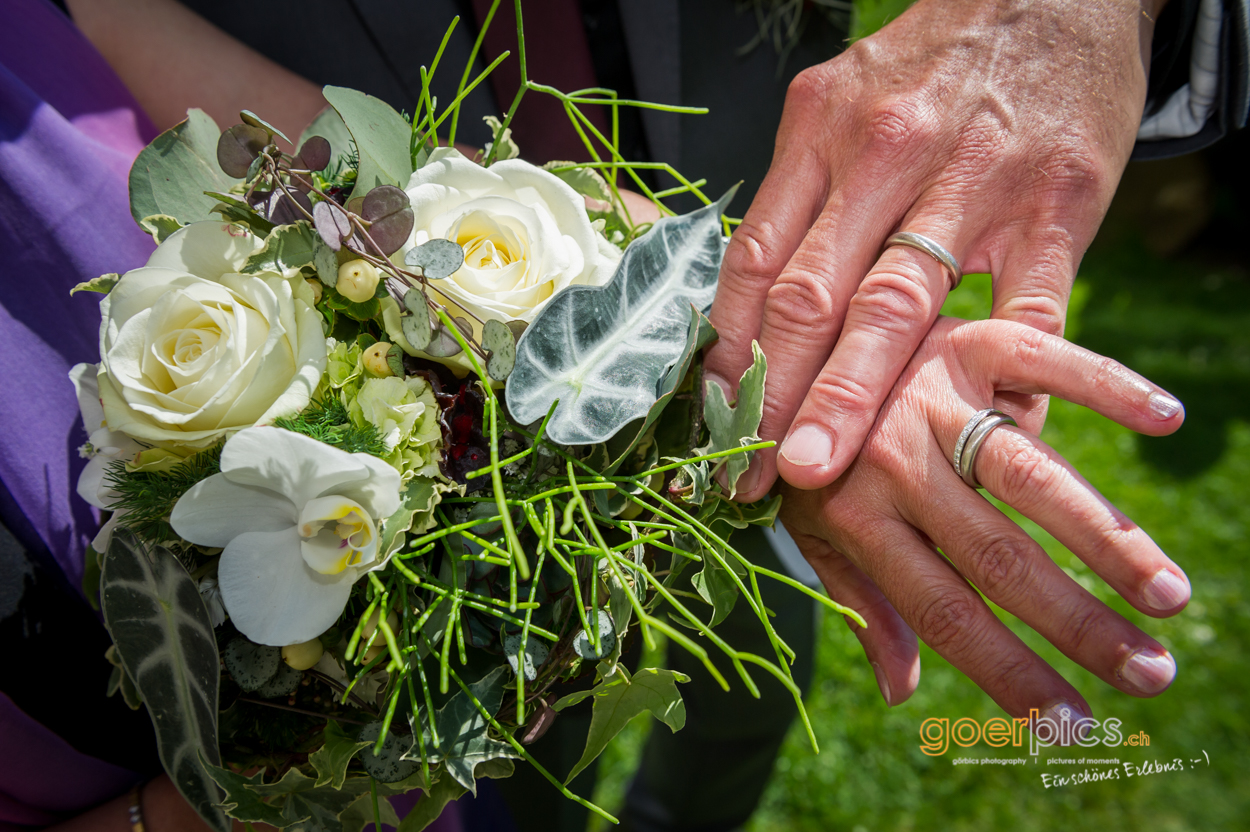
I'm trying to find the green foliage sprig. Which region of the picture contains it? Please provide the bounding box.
[273,395,387,457]
[104,444,222,544]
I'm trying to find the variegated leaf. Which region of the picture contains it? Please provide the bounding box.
[506,190,734,445]
[102,529,227,832]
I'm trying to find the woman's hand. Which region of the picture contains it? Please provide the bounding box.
[706,0,1165,502]
[779,317,1188,718]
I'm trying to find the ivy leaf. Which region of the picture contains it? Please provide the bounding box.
[247,768,371,832]
[411,666,518,794]
[129,109,239,226]
[379,476,441,560]
[138,214,185,244]
[203,761,294,827]
[542,161,611,202]
[690,556,738,628]
[396,760,515,832]
[554,666,689,785]
[698,340,767,498]
[338,791,402,832]
[483,115,520,162]
[71,273,119,296]
[323,86,414,200]
[241,221,320,277]
[101,529,228,832]
[206,192,276,236]
[506,189,735,445]
[309,721,371,790]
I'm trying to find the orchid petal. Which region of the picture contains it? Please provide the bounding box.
[170,473,298,547]
[217,526,352,646]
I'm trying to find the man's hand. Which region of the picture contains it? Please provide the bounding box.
[705,0,1164,500]
[779,317,1188,715]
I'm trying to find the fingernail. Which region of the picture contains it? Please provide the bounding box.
[780,424,833,468]
[871,661,893,706]
[736,457,762,495]
[1119,648,1176,694]
[1037,701,1091,745]
[703,371,731,401]
[1149,392,1182,419]
[1142,568,1190,611]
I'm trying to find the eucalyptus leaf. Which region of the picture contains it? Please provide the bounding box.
[216,123,269,178]
[314,200,352,253]
[315,239,340,287]
[71,273,119,296]
[404,238,465,280]
[223,637,281,692]
[360,185,414,255]
[506,189,735,445]
[323,86,414,200]
[503,633,550,681]
[424,316,472,358]
[699,340,767,498]
[298,106,355,169]
[255,661,302,698]
[101,529,228,832]
[482,318,516,381]
[385,343,406,377]
[298,135,333,172]
[572,609,616,661]
[557,666,689,785]
[129,109,239,226]
[358,722,420,783]
[401,289,433,350]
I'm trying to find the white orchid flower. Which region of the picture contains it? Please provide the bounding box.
[170,426,401,646]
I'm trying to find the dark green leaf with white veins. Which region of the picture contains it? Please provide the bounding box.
[129,109,239,226]
[506,188,736,445]
[101,529,227,832]
[322,86,414,200]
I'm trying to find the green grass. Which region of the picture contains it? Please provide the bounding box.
[587,237,1250,830]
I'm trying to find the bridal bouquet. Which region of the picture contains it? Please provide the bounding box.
[70,10,853,831]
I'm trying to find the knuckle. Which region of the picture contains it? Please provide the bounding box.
[766,272,839,324]
[912,587,979,653]
[784,65,833,113]
[1031,140,1107,202]
[849,267,934,330]
[966,536,1034,602]
[1009,326,1051,370]
[863,96,938,162]
[1054,604,1105,657]
[997,442,1056,503]
[723,220,786,287]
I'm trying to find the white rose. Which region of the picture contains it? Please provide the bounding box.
[96,222,327,450]
[393,147,621,338]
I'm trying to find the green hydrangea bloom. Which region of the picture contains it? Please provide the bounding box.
[349,376,442,480]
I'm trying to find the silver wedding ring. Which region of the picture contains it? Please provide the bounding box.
[953,408,1017,489]
[884,232,963,290]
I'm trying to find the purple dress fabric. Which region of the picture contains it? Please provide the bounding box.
[0,0,156,827]
[0,3,463,830]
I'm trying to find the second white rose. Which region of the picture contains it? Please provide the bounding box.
[393,147,621,335]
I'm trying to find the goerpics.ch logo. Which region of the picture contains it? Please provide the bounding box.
[919,705,1133,757]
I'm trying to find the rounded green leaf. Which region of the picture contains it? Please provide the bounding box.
[358,722,420,783]
[223,637,281,692]
[482,318,516,381]
[404,238,465,280]
[217,124,269,179]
